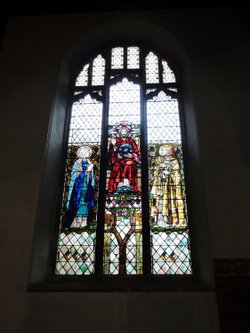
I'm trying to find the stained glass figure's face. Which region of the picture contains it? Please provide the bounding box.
[159,144,173,157]
[77,146,92,159]
[119,127,129,138]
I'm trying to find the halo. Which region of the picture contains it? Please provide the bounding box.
[159,144,174,156]
[109,121,138,136]
[76,145,92,158]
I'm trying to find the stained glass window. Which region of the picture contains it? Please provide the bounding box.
[104,79,142,275]
[56,94,102,275]
[147,92,191,274]
[55,46,192,277]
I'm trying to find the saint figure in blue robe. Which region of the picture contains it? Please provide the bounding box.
[64,145,95,228]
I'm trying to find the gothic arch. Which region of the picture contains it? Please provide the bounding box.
[29,18,214,290]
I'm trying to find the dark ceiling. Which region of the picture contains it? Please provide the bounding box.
[0,0,247,46]
[2,1,247,17]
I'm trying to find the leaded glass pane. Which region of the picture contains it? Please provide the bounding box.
[92,55,105,86]
[147,91,192,275]
[127,46,140,69]
[111,47,124,69]
[151,232,191,274]
[108,78,140,125]
[145,52,159,84]
[147,92,181,143]
[162,60,176,83]
[55,95,102,275]
[56,232,96,275]
[68,95,102,145]
[104,78,142,275]
[75,64,89,86]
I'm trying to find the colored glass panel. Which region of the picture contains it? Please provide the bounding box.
[104,79,142,275]
[56,46,193,278]
[56,95,103,275]
[147,91,192,274]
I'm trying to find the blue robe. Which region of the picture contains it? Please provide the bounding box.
[65,159,94,228]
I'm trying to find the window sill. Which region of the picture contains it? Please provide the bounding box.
[27,275,215,292]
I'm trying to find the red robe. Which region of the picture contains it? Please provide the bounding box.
[108,137,140,193]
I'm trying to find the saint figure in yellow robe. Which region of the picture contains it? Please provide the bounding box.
[151,144,187,228]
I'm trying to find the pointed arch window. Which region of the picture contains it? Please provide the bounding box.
[55,45,192,278]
